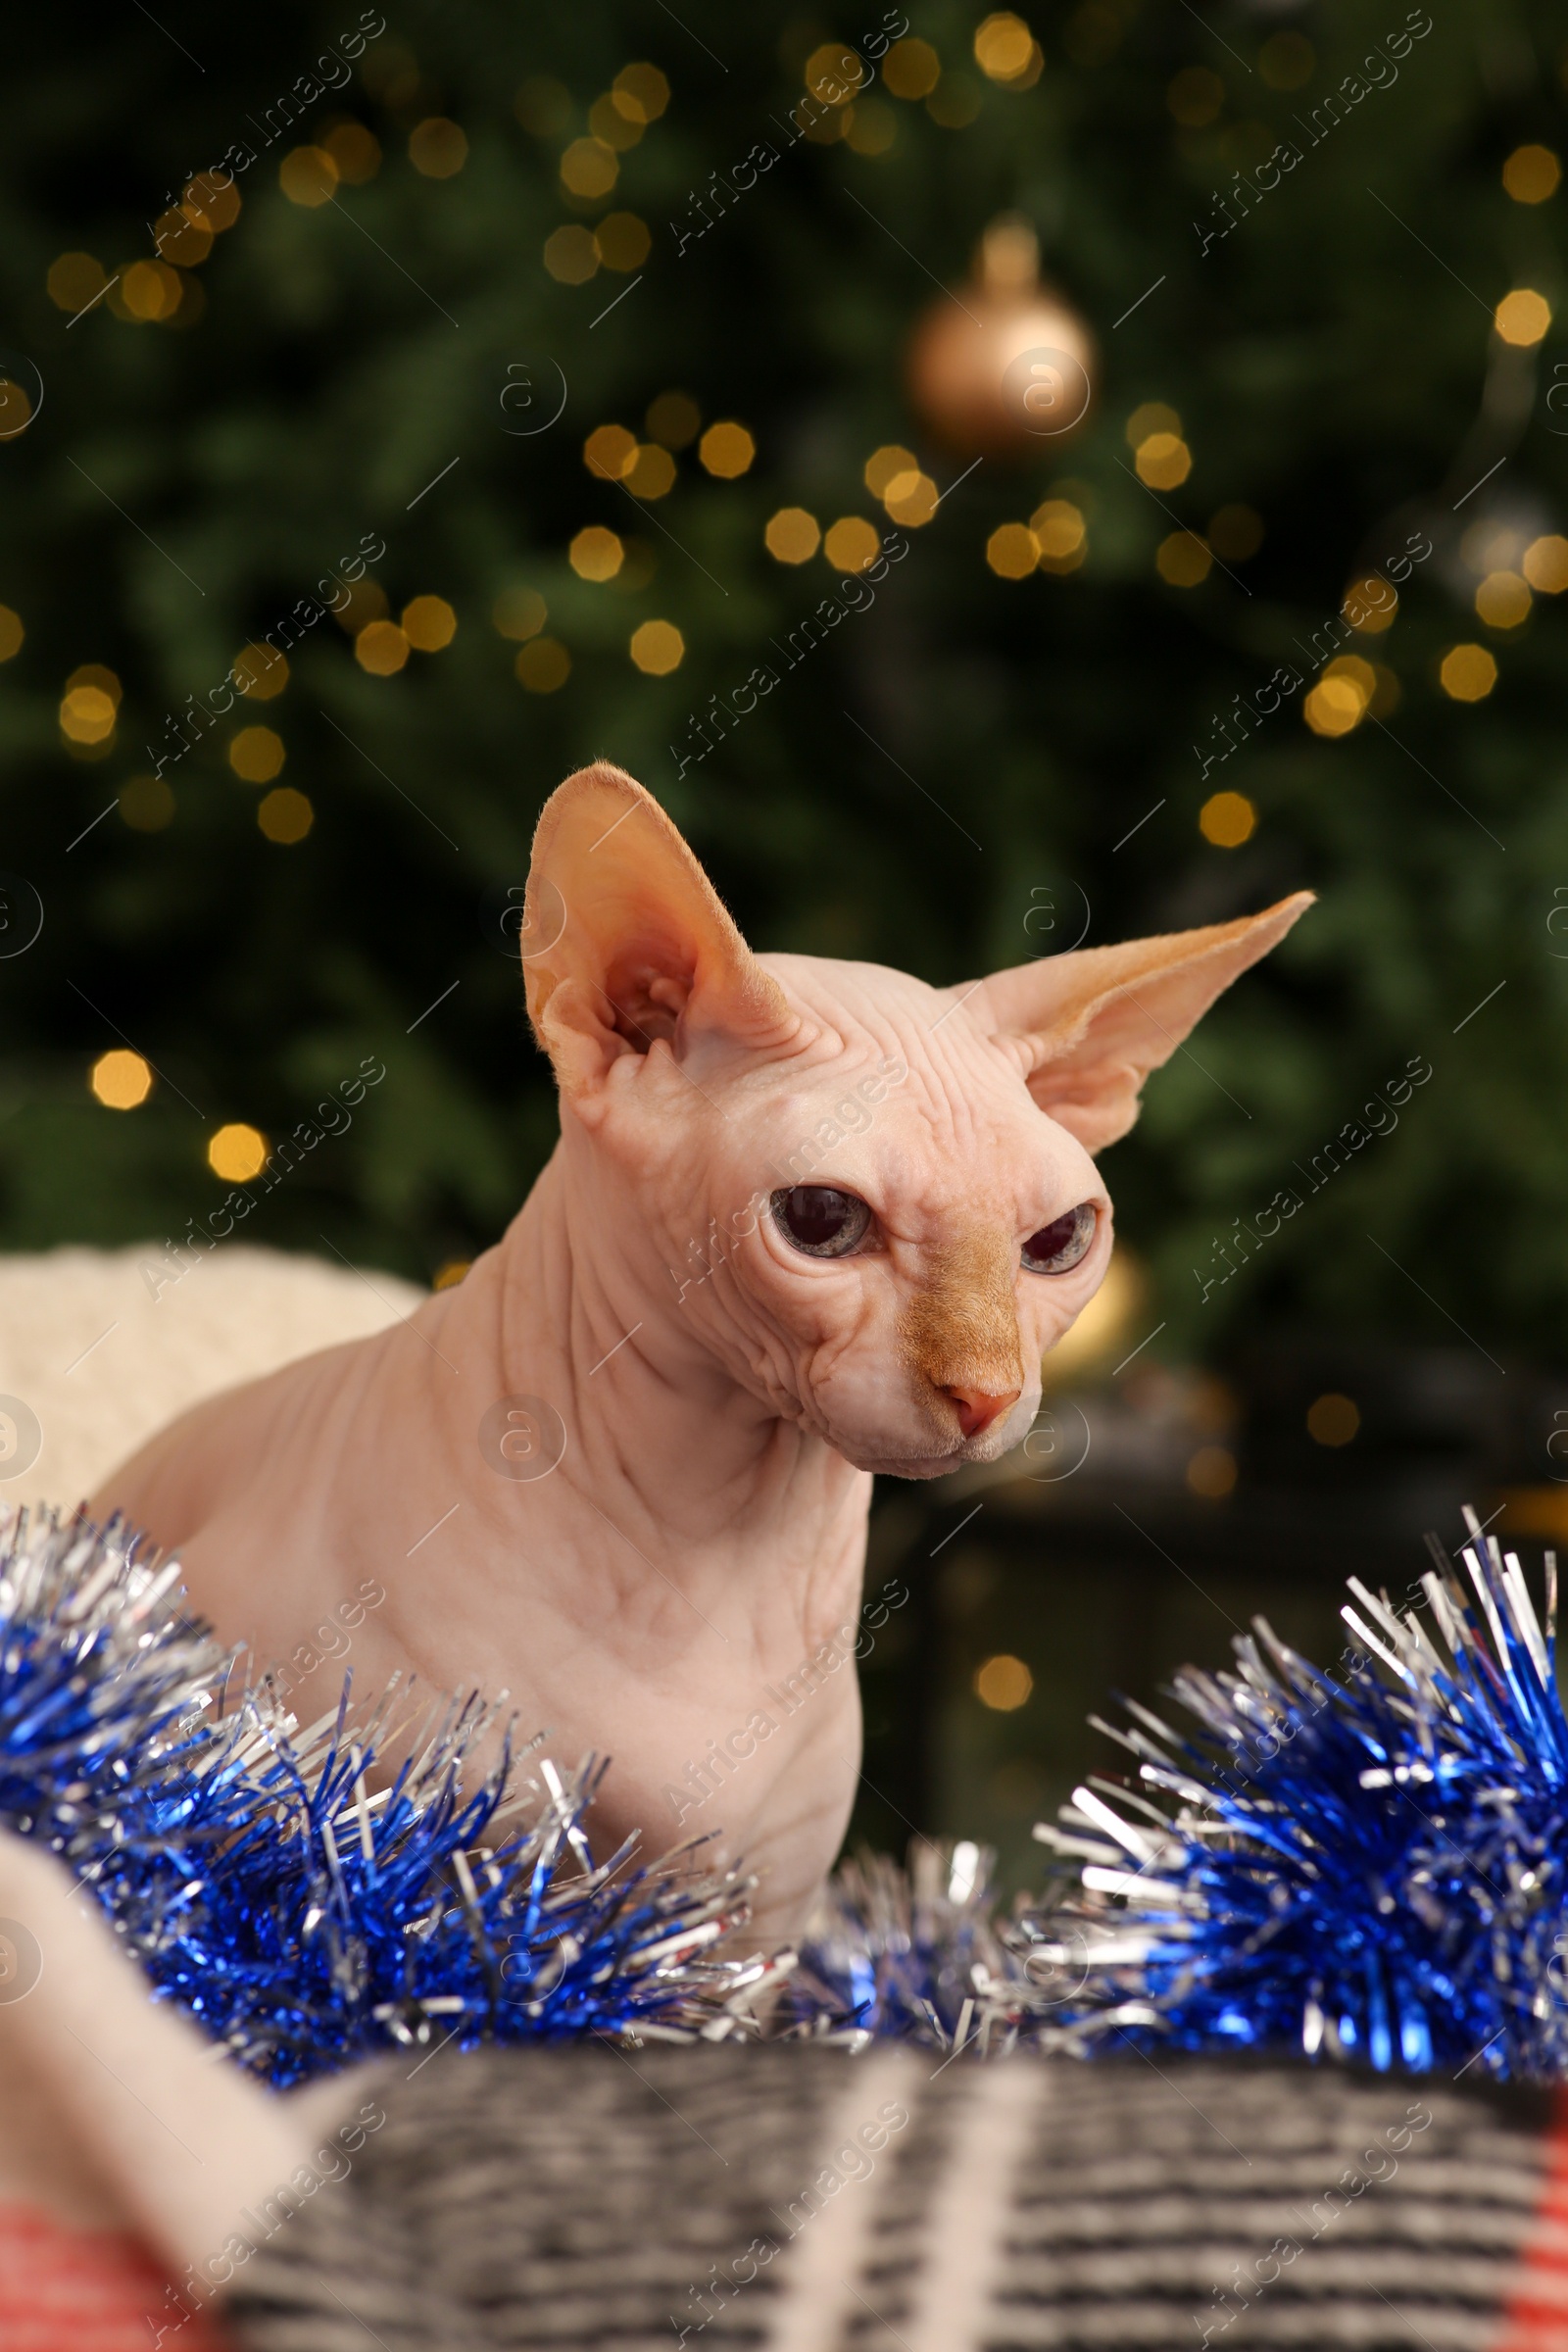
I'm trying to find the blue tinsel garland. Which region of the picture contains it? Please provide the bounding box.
[1015,1511,1568,2080]
[0,1502,781,2083]
[11,1496,1564,2081]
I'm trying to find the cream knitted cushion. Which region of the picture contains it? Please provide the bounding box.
[0,1245,424,1515]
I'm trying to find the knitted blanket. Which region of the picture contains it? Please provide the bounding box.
[222,2045,1566,2352]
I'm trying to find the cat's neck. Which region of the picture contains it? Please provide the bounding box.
[469,1138,870,1567]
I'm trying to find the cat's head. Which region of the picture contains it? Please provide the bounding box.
[524,765,1310,1480]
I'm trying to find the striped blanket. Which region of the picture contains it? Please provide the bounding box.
[221,2045,1568,2352]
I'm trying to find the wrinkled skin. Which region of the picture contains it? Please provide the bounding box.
[95,766,1308,1950]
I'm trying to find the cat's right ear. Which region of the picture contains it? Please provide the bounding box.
[523,763,807,1102]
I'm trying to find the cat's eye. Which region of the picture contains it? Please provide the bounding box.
[1021,1201,1097,1274]
[771,1186,872,1259]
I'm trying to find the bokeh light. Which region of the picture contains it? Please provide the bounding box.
[974,1653,1033,1710]
[629,620,684,674]
[90,1050,152,1109]
[515,639,570,692]
[1439,643,1498,701]
[1199,791,1256,847]
[208,1123,268,1180]
[698,421,756,477]
[569,526,624,580]
[402,596,458,651]
[765,508,821,564]
[257,789,314,845]
[228,726,284,782]
[355,620,411,674]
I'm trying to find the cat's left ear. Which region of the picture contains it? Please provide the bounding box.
[980,892,1313,1152]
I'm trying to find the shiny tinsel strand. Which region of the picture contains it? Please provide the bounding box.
[1012,1511,1568,2080]
[0,1502,772,2082]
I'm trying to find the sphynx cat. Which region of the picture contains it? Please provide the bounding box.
[94,763,1310,1949]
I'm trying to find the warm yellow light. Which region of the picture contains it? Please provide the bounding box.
[1306,1392,1360,1446]
[1304,654,1375,737]
[865,444,917,499]
[1475,570,1532,628]
[91,1050,153,1109]
[1302,683,1357,735]
[560,136,617,198]
[209,1122,268,1180]
[257,788,314,845]
[1524,535,1568,593]
[647,391,701,449]
[570,526,625,582]
[882,468,938,526]
[335,579,389,634]
[1187,1445,1237,1498]
[402,595,458,651]
[805,42,863,106]
[153,204,213,267]
[492,587,547,640]
[321,122,380,184]
[229,725,284,782]
[67,662,122,708]
[986,522,1039,579]
[699,421,756,477]
[410,118,468,177]
[612,63,670,123]
[233,643,288,700]
[1495,288,1551,347]
[585,423,638,481]
[59,686,116,745]
[883,36,941,97]
[1042,1247,1145,1386]
[1126,401,1181,446]
[184,172,241,231]
[543,226,599,283]
[974,1653,1033,1710]
[589,93,643,152]
[1503,143,1560,204]
[1031,499,1086,571]
[121,260,180,321]
[0,607,21,662]
[1167,66,1223,125]
[974,12,1035,80]
[823,516,881,573]
[432,1257,471,1290]
[1156,530,1211,586]
[355,620,411,675]
[515,638,571,692]
[46,253,108,313]
[278,146,338,207]
[1200,790,1256,847]
[595,212,651,270]
[1439,643,1498,702]
[765,508,821,564]
[1135,431,1192,489]
[1344,573,1396,632]
[626,444,676,499]
[629,620,685,674]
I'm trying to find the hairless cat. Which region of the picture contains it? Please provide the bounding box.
[93,763,1310,1949]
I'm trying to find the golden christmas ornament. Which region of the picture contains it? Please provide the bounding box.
[905,217,1096,459]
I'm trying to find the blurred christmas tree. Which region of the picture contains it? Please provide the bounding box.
[2,0,1567,1368]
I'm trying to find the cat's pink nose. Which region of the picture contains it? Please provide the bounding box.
[943,1385,1021,1440]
